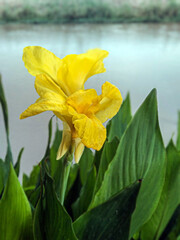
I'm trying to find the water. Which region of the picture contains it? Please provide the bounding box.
[0,23,180,178]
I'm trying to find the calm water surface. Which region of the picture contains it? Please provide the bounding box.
[0,23,180,178]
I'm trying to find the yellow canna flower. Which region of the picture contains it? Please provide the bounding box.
[20,46,123,163]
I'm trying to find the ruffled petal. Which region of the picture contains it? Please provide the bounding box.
[23,46,62,81]
[72,114,106,151]
[57,49,108,95]
[20,97,67,119]
[56,122,72,160]
[95,81,123,123]
[67,89,99,115]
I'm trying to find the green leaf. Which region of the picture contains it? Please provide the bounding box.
[25,185,41,209]
[0,164,33,240]
[89,89,166,237]
[73,182,140,240]
[0,75,13,163]
[72,165,96,220]
[130,122,166,237]
[33,172,78,240]
[50,125,62,176]
[0,158,9,196]
[141,141,180,240]
[33,194,45,240]
[44,116,53,158]
[23,165,40,189]
[66,163,79,196]
[160,205,180,240]
[79,147,94,185]
[94,137,119,195]
[107,92,132,141]
[14,147,24,177]
[93,147,103,172]
[177,111,180,151]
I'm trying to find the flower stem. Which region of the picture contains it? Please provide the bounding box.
[59,153,73,205]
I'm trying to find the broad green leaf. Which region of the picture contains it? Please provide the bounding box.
[72,166,96,220]
[0,75,13,163]
[79,147,94,185]
[14,147,24,177]
[177,111,180,151]
[160,205,180,240]
[130,122,166,237]
[107,92,132,141]
[141,141,180,240]
[89,89,166,237]
[0,159,9,196]
[0,164,33,240]
[66,163,79,196]
[33,172,78,240]
[24,184,41,209]
[73,182,140,240]
[23,165,40,189]
[94,137,119,195]
[33,194,45,240]
[93,147,103,172]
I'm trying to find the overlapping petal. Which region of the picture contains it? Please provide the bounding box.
[95,81,123,123]
[67,88,100,115]
[23,46,62,81]
[72,113,106,151]
[35,74,67,100]
[57,49,109,95]
[20,96,67,119]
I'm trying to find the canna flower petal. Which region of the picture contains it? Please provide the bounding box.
[20,96,67,119]
[35,74,67,99]
[66,88,100,116]
[57,49,109,95]
[72,114,106,151]
[74,138,85,163]
[56,122,72,160]
[23,46,62,81]
[95,81,123,123]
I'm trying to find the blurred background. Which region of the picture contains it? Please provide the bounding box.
[0,0,180,179]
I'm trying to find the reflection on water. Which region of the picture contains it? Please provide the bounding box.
[0,23,180,177]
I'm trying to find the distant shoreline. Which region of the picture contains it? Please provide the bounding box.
[1,1,180,24]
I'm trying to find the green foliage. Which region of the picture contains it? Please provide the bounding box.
[107,93,132,142]
[93,137,119,195]
[177,111,180,151]
[141,141,180,240]
[72,165,96,220]
[73,182,140,240]
[79,147,94,185]
[14,147,24,177]
[0,158,9,195]
[0,164,33,240]
[0,76,180,240]
[2,0,180,23]
[89,89,166,237]
[0,74,13,163]
[33,170,77,240]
